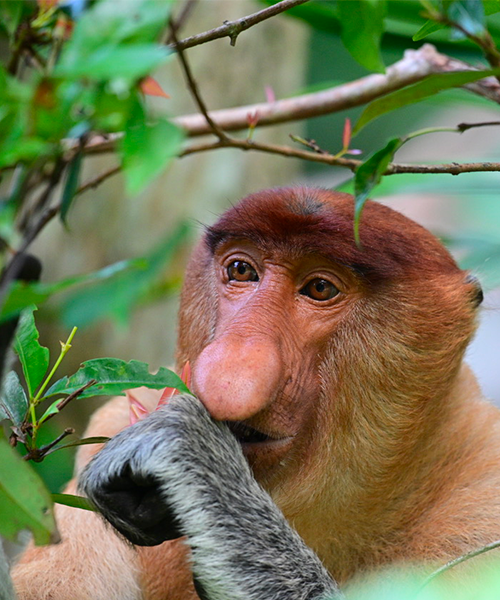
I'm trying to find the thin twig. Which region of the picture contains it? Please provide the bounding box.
[23,428,75,462]
[43,379,98,424]
[75,165,121,197]
[28,157,66,219]
[170,0,310,50]
[418,539,500,593]
[181,135,500,176]
[164,0,199,45]
[169,20,229,142]
[457,120,500,132]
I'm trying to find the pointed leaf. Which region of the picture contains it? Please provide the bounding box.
[46,436,110,454]
[354,137,403,242]
[60,149,83,224]
[342,118,352,150]
[52,493,96,511]
[14,309,49,397]
[0,371,28,426]
[140,76,170,98]
[337,0,386,73]
[0,431,57,545]
[45,359,189,400]
[353,69,500,135]
[38,399,61,425]
[413,19,446,41]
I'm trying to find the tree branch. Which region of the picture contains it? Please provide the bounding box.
[180,136,500,177]
[170,0,311,50]
[81,44,500,157]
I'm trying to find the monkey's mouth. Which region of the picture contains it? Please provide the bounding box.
[225,421,274,445]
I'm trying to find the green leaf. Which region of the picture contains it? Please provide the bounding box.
[45,359,189,400]
[73,0,173,50]
[60,149,83,224]
[58,0,173,74]
[38,400,61,426]
[354,137,403,242]
[353,69,500,135]
[45,436,111,455]
[0,1,29,38]
[60,222,189,327]
[0,430,57,545]
[0,259,142,323]
[484,1,500,16]
[337,0,386,72]
[413,19,446,41]
[0,371,28,426]
[121,98,184,195]
[55,45,170,81]
[52,493,96,512]
[14,309,50,398]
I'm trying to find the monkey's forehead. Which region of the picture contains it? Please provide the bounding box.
[205,187,459,283]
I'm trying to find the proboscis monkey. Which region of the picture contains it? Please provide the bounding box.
[13,187,498,600]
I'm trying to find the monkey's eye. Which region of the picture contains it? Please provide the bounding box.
[227,261,259,282]
[300,278,339,301]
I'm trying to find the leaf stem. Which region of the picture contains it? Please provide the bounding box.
[403,126,458,141]
[33,327,78,405]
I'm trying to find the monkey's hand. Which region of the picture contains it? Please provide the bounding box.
[79,394,341,600]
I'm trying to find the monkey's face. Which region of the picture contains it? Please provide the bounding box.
[191,236,361,486]
[177,187,480,494]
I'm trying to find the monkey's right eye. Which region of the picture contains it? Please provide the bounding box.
[227,261,259,282]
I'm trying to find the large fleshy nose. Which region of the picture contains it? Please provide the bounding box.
[191,335,283,421]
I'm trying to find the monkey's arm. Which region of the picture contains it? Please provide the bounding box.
[80,394,342,600]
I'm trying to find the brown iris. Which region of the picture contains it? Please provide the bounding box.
[300,278,339,301]
[227,261,258,282]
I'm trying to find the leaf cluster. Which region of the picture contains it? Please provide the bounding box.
[0,0,183,251]
[0,308,188,544]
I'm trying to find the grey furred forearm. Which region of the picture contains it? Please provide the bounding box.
[81,395,341,600]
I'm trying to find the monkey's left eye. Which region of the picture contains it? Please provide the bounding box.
[300,278,339,301]
[227,261,259,282]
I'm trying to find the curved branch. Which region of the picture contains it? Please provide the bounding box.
[171,0,311,50]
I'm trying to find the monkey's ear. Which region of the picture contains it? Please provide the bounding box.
[88,463,183,546]
[464,274,484,308]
